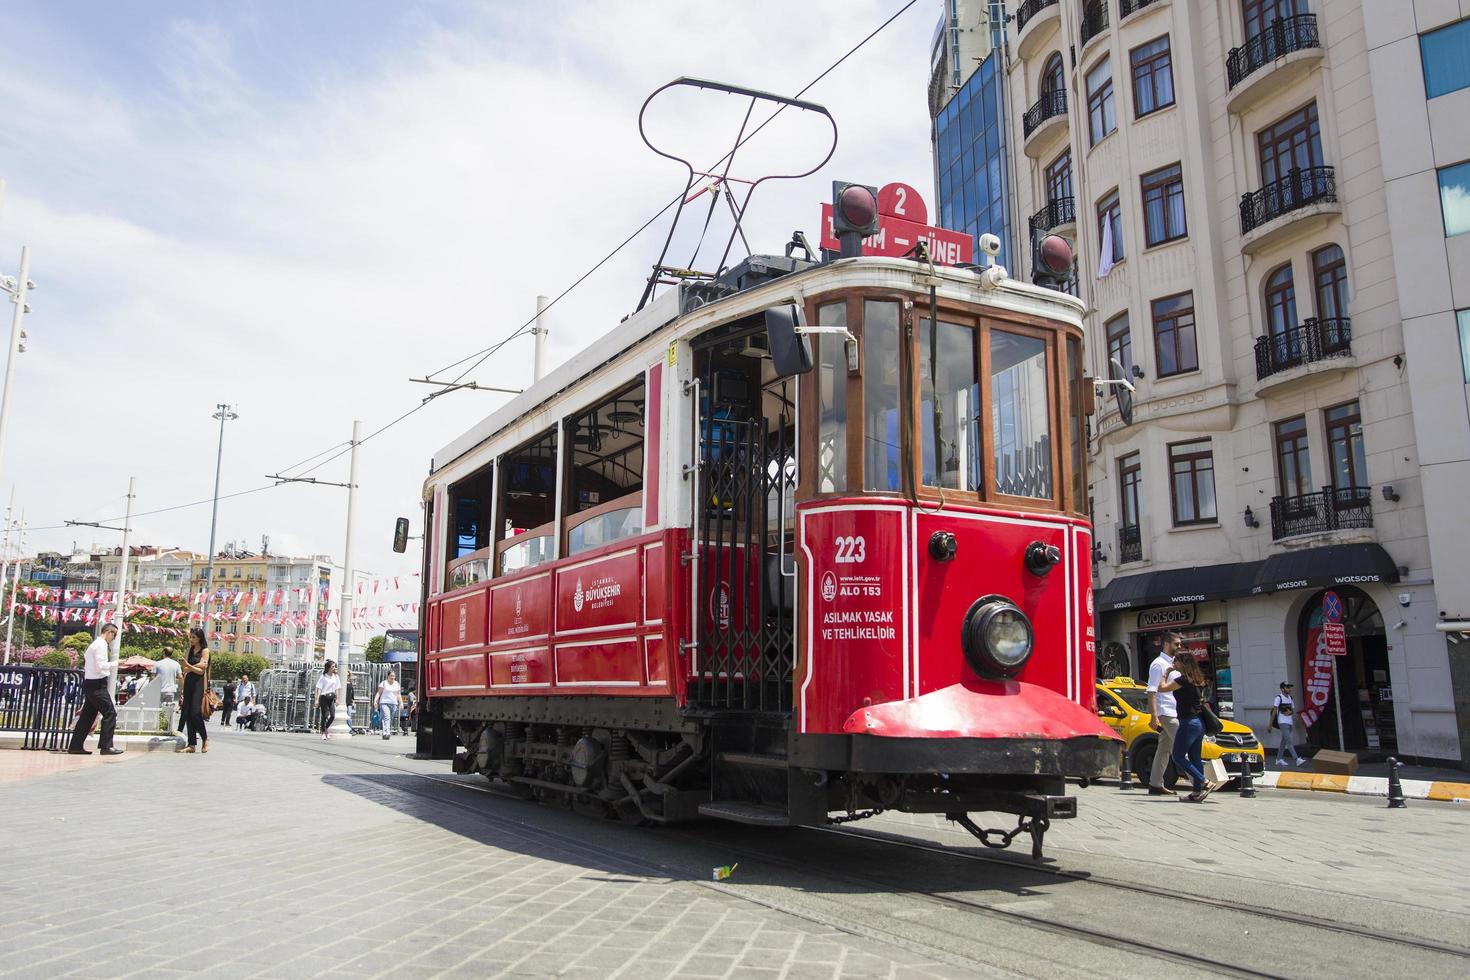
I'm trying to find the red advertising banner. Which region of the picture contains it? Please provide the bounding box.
[1299,592,1343,730]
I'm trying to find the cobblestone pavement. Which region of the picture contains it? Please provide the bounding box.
[3,730,1467,979]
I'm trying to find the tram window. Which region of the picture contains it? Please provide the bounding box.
[1066,336,1086,512]
[816,302,848,493]
[496,427,557,574]
[445,462,493,587]
[862,300,903,492]
[919,318,979,491]
[990,330,1053,499]
[565,381,645,555]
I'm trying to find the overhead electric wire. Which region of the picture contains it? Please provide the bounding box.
[22,2,919,537]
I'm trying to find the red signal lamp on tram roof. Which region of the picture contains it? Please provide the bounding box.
[1032,234,1074,289]
[831,181,879,259]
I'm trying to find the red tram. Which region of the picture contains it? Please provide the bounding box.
[414,199,1119,858]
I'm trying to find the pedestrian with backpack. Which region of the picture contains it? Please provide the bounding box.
[1271,681,1304,767]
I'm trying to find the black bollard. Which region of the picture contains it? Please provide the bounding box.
[1119,744,1134,791]
[1386,756,1408,809]
[1238,753,1257,798]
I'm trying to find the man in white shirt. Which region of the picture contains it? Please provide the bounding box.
[68,624,124,755]
[153,648,183,735]
[1146,632,1182,795]
[1273,680,1304,766]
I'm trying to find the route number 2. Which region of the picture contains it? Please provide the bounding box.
[834,535,866,564]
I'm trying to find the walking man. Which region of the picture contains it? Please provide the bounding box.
[1146,633,1183,795]
[154,647,182,735]
[1272,681,1304,766]
[68,623,124,756]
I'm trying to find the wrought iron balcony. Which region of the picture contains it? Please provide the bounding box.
[1120,0,1163,18]
[1227,14,1321,90]
[1029,196,1076,235]
[1016,0,1060,34]
[1254,317,1352,380]
[1269,485,1373,541]
[1239,166,1336,234]
[1118,524,1142,564]
[1080,0,1109,47]
[1023,89,1067,138]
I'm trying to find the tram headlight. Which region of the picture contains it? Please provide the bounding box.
[961,596,1034,679]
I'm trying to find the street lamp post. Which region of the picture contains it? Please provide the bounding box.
[0,246,35,494]
[204,404,238,610]
[330,421,361,738]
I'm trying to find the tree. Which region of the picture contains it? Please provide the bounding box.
[34,650,73,669]
[364,635,385,663]
[60,632,93,656]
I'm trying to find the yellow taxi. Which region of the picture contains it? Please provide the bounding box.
[1095,678,1266,786]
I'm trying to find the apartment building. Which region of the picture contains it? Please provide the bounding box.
[983,0,1466,764]
[191,554,373,662]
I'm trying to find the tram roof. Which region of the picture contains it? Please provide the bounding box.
[430,258,1085,477]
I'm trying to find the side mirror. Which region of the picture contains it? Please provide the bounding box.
[392,517,410,553]
[765,304,813,378]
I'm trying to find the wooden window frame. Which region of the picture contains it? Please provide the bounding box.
[1312,244,1348,320]
[1105,311,1132,375]
[1151,291,1199,377]
[1140,163,1187,247]
[1130,34,1175,118]
[1086,56,1116,146]
[1324,400,1366,490]
[1046,150,1073,205]
[1097,189,1124,264]
[1273,415,1312,499]
[1264,262,1297,338]
[1256,101,1323,186]
[1168,438,1217,526]
[1118,451,1141,529]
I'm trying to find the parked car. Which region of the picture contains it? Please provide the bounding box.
[1096,678,1265,786]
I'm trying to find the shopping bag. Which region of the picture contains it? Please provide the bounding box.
[1204,757,1231,784]
[371,708,381,729]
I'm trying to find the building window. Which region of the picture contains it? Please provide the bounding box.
[1106,312,1132,377]
[1257,102,1323,186]
[1244,0,1304,40]
[1438,160,1470,237]
[1130,35,1174,117]
[1264,263,1297,339]
[1140,163,1186,246]
[1045,151,1073,205]
[1097,189,1124,264]
[1086,56,1116,145]
[1169,440,1217,525]
[1312,244,1348,320]
[1042,51,1065,95]
[1459,309,1470,383]
[1274,416,1312,499]
[1118,452,1141,528]
[1151,292,1198,377]
[1324,401,1367,490]
[1421,17,1470,99]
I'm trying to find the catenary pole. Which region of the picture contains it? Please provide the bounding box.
[0,247,33,494]
[107,478,135,698]
[204,404,237,617]
[329,420,361,737]
[4,512,21,663]
[533,294,549,382]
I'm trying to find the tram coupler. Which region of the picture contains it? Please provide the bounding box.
[1386,757,1408,809]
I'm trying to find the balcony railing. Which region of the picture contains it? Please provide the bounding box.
[1269,486,1373,541]
[1118,524,1142,564]
[1016,0,1060,34]
[1023,89,1067,138]
[1120,0,1163,17]
[1254,316,1352,380]
[1239,166,1335,234]
[1080,0,1109,46]
[1227,14,1321,89]
[1029,196,1076,234]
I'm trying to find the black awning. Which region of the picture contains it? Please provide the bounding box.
[1096,561,1261,613]
[1250,543,1399,595]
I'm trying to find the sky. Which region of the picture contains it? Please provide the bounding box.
[0,0,936,602]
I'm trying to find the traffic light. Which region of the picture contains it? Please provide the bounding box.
[831,181,879,258]
[392,517,410,553]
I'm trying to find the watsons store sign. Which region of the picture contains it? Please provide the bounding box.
[1136,603,1196,632]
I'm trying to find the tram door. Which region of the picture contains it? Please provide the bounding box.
[689,340,798,712]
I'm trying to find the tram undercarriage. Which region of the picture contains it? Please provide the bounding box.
[438,695,1114,859]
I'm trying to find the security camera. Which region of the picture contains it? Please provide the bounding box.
[978,233,1001,258]
[1398,592,1411,608]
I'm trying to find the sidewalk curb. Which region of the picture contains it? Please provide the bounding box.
[0,733,184,752]
[1258,769,1470,803]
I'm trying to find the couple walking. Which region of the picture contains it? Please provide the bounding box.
[68,626,214,755]
[1146,632,1223,803]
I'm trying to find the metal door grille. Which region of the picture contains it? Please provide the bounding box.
[691,414,796,712]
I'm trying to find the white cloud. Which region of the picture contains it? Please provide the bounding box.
[0,1,934,589]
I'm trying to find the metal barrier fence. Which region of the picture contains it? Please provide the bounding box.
[0,665,86,750]
[255,662,414,734]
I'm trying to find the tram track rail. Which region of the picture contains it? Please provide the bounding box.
[253,737,1470,977]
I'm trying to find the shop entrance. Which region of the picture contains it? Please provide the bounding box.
[1296,586,1394,755]
[1135,623,1233,718]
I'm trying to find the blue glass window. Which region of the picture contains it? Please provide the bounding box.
[1421,18,1470,99]
[1458,309,1470,383]
[1439,160,1470,237]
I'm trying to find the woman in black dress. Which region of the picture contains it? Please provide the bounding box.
[176,628,212,754]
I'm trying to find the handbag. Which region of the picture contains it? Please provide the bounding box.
[200,658,221,719]
[1268,708,1279,731]
[1201,702,1223,737]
